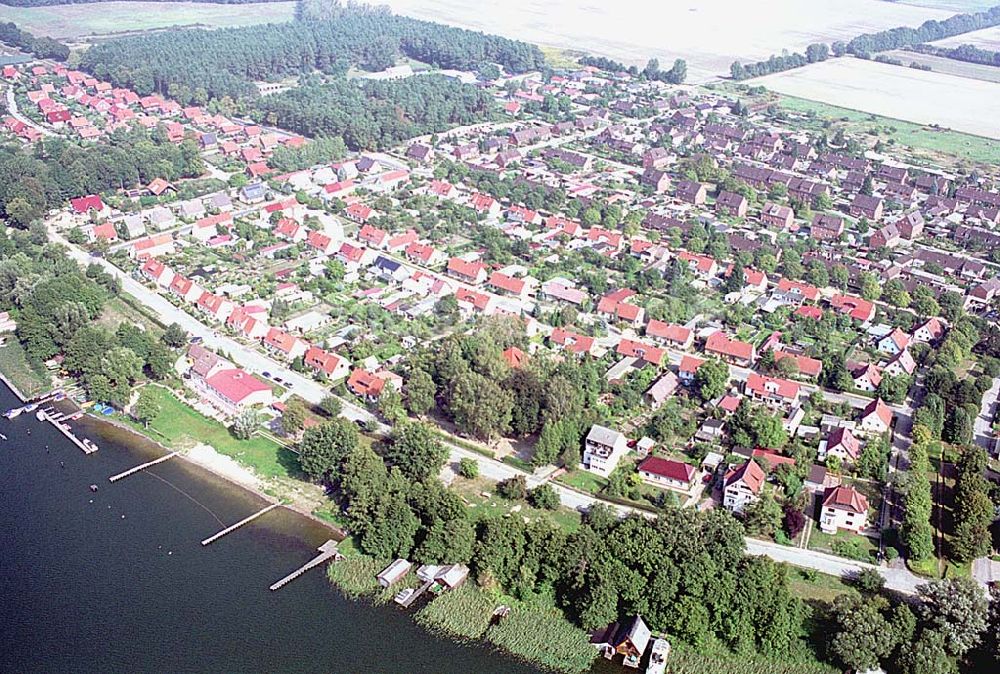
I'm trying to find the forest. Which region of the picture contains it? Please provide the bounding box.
[846,4,1000,56]
[0,127,204,228]
[79,7,545,104]
[253,76,496,151]
[0,22,69,61]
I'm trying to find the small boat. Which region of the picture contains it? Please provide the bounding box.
[89,484,98,492]
[22,403,37,413]
[0,433,7,441]
[645,638,671,674]
[35,410,46,422]
[4,407,22,419]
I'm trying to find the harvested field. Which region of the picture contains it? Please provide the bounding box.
[381,0,951,81]
[4,2,296,40]
[885,49,1000,83]
[757,57,1000,139]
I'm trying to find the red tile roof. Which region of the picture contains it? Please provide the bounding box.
[705,331,754,362]
[822,485,869,514]
[638,456,696,483]
[205,368,270,404]
[724,459,766,494]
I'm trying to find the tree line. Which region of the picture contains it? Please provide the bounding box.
[846,5,1000,57]
[912,42,1000,67]
[0,21,69,61]
[79,8,545,104]
[253,76,495,151]
[730,43,829,80]
[0,126,204,228]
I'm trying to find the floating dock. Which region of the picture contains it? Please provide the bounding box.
[269,540,342,591]
[108,451,180,482]
[201,504,282,546]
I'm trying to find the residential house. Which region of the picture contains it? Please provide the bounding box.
[760,201,794,229]
[704,331,755,367]
[195,368,273,415]
[263,327,308,361]
[851,362,883,392]
[716,191,748,217]
[645,371,680,409]
[858,398,893,436]
[850,194,884,221]
[304,346,350,381]
[678,355,706,385]
[744,373,800,410]
[446,257,487,285]
[645,320,693,350]
[637,456,696,492]
[582,425,629,478]
[820,486,869,534]
[723,459,766,514]
[819,426,861,463]
[878,328,910,356]
[912,318,945,344]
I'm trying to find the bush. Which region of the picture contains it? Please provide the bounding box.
[496,475,527,500]
[528,484,560,510]
[851,568,886,594]
[458,457,479,479]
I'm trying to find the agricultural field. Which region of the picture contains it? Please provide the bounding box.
[381,0,951,81]
[884,49,1000,83]
[774,94,1000,166]
[756,57,1000,140]
[4,2,296,41]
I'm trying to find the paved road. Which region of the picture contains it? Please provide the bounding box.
[975,376,999,452]
[4,87,56,138]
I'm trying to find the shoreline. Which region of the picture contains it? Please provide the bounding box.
[78,409,348,540]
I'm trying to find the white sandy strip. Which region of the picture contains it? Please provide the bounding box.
[183,443,263,493]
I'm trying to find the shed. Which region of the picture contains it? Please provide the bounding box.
[377,559,412,588]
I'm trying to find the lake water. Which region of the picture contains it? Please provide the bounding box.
[0,382,541,674]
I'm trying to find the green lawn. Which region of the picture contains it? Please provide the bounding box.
[807,527,879,563]
[778,95,1000,166]
[556,469,608,494]
[787,568,857,604]
[136,385,301,480]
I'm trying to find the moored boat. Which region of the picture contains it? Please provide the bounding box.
[645,637,670,674]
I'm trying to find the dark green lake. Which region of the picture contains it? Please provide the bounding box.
[0,383,543,674]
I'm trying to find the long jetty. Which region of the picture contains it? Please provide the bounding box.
[201,503,281,546]
[269,540,341,591]
[109,451,179,482]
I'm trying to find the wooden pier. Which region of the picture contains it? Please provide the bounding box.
[48,416,99,454]
[109,451,179,482]
[201,503,281,546]
[269,540,341,591]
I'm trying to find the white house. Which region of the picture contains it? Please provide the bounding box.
[582,425,628,478]
[723,459,765,514]
[820,485,869,534]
